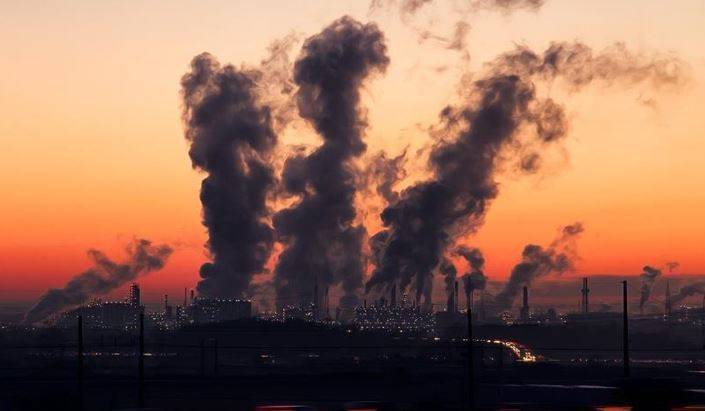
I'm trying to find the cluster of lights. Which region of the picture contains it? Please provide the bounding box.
[353,305,435,334]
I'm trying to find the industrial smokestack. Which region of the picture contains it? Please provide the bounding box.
[665,281,672,317]
[190,289,195,304]
[520,286,530,322]
[313,276,319,320]
[365,40,683,307]
[581,277,590,314]
[495,223,584,312]
[390,283,397,308]
[455,281,459,313]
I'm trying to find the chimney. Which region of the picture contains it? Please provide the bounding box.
[164,294,168,312]
[313,276,319,320]
[581,277,590,314]
[665,280,672,317]
[390,283,397,308]
[190,289,195,304]
[447,289,455,313]
[520,286,530,322]
[183,287,187,308]
[454,281,459,313]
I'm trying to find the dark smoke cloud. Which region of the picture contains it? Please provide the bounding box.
[672,282,705,306]
[365,40,682,307]
[24,239,173,324]
[364,149,408,204]
[665,261,680,273]
[455,246,487,296]
[492,41,686,91]
[493,222,584,312]
[273,17,389,310]
[639,265,662,310]
[181,52,278,298]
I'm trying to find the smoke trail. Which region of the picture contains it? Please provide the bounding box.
[672,282,705,306]
[639,265,662,310]
[24,239,173,324]
[365,41,683,307]
[455,246,487,298]
[493,222,584,312]
[181,51,279,298]
[369,0,545,16]
[364,149,408,204]
[273,17,390,310]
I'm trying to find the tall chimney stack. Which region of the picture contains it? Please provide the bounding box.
[520,286,530,322]
[581,277,590,314]
[313,276,319,320]
[390,282,397,308]
[454,281,459,313]
[665,280,672,317]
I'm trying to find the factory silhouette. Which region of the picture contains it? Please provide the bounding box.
[1,0,700,410]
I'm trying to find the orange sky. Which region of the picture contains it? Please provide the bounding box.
[1,0,704,303]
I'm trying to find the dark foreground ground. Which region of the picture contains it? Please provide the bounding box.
[3,362,705,411]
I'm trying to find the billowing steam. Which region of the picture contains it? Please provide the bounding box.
[181,52,279,298]
[455,246,487,299]
[493,222,584,312]
[639,265,662,311]
[365,150,408,204]
[365,40,683,308]
[24,239,173,325]
[273,17,390,309]
[672,282,705,306]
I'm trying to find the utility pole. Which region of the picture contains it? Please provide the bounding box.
[77,315,84,411]
[138,311,145,408]
[467,306,474,410]
[622,280,630,378]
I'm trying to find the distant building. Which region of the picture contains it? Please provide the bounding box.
[353,296,435,335]
[187,298,252,323]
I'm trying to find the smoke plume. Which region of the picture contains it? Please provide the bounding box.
[365,40,682,308]
[639,265,662,310]
[24,239,173,325]
[493,223,584,312]
[181,52,279,298]
[369,0,545,16]
[364,149,408,204]
[455,246,487,298]
[273,17,390,310]
[672,282,705,306]
[665,261,680,273]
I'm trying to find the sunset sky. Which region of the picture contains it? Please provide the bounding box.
[1,0,704,305]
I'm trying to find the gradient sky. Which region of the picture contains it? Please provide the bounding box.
[1,0,704,304]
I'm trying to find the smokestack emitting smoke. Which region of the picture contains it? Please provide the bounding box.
[439,259,457,310]
[24,239,173,324]
[181,51,279,298]
[639,265,662,311]
[455,246,487,299]
[493,223,584,312]
[364,40,682,308]
[273,17,390,310]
